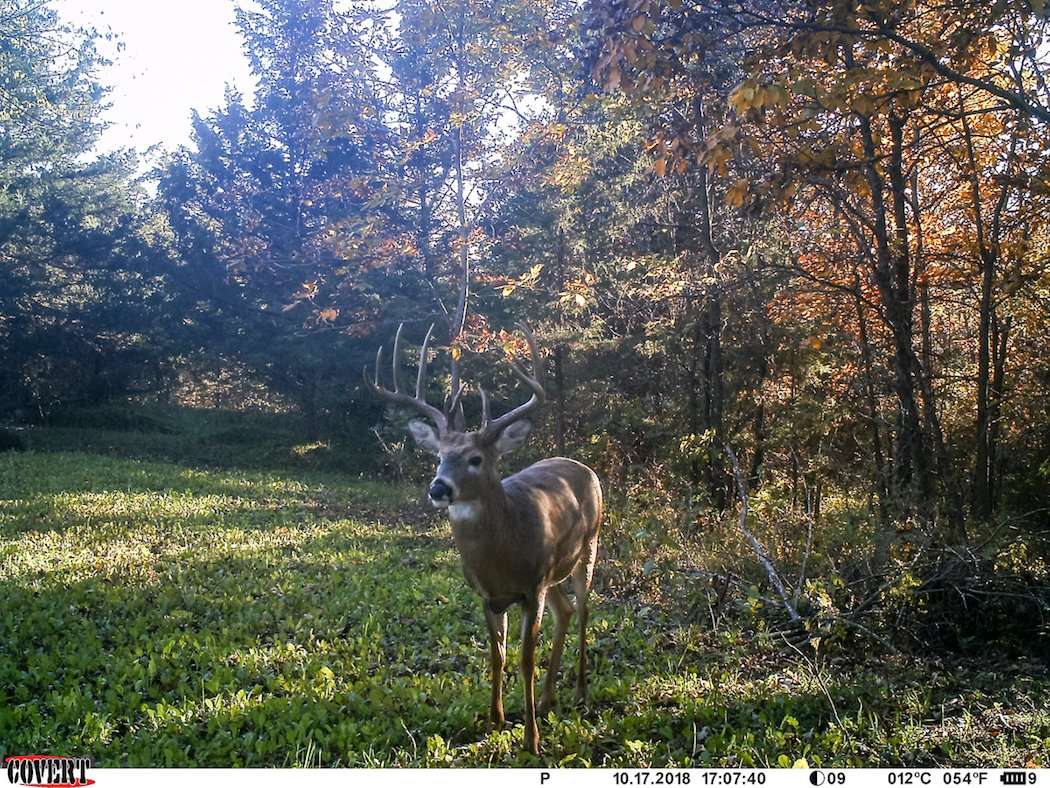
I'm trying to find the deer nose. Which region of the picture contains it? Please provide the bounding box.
[428,479,453,502]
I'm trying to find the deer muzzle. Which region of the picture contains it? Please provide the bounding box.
[428,478,455,507]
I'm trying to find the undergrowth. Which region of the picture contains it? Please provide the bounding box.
[0,410,1047,766]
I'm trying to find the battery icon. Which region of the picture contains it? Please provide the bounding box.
[1001,773,1031,786]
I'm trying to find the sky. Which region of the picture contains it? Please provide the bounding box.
[58,0,256,155]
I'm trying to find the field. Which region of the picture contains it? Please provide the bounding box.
[1,416,1048,767]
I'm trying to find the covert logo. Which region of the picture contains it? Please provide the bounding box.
[4,756,94,787]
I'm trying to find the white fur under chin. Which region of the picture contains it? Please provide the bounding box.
[448,501,482,522]
[429,498,450,509]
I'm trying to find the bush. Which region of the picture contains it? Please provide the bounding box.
[47,404,175,434]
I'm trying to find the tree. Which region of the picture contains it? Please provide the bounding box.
[0,0,167,418]
[158,0,395,434]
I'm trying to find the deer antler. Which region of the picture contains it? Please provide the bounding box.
[478,323,546,442]
[364,323,462,435]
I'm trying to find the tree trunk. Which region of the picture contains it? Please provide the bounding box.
[553,343,566,457]
[973,245,995,520]
[302,369,320,441]
[988,314,1011,509]
[857,104,928,519]
[692,95,727,505]
[702,293,725,505]
[853,276,889,529]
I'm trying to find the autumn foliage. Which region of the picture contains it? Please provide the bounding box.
[3,0,1049,652]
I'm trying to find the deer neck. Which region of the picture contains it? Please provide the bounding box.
[447,477,510,535]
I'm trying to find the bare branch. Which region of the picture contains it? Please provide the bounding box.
[725,443,802,623]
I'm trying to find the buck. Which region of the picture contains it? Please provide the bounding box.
[365,323,602,755]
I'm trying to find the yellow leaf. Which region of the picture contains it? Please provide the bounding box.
[793,758,809,769]
[318,308,339,322]
[728,81,757,114]
[450,346,462,361]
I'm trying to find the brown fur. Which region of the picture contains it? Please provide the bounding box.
[366,322,601,754]
[423,429,602,754]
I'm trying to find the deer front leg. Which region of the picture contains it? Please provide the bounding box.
[483,603,507,730]
[520,591,546,755]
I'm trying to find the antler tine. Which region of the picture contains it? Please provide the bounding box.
[507,321,543,390]
[519,322,542,368]
[416,323,435,400]
[364,323,448,434]
[479,323,546,441]
[447,381,466,417]
[391,322,405,394]
[478,385,491,431]
[452,398,466,432]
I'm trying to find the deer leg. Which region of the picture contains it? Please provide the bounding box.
[520,590,546,755]
[539,583,574,715]
[483,604,507,731]
[571,550,596,704]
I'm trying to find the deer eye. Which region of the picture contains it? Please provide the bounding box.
[468,455,483,467]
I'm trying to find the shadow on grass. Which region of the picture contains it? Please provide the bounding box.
[4,537,870,767]
[0,449,424,537]
[27,404,382,479]
[0,522,471,761]
[4,529,1048,766]
[3,427,1048,767]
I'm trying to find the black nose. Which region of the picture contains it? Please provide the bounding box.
[428,480,453,501]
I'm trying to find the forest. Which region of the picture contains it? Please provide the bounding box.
[1,0,1049,768]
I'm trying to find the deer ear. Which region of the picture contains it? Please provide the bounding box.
[494,420,532,455]
[407,420,441,454]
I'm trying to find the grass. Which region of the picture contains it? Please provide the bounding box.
[1,418,1048,766]
[29,402,378,476]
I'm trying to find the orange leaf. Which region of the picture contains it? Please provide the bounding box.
[725,178,749,208]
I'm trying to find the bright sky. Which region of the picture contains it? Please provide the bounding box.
[57,0,256,155]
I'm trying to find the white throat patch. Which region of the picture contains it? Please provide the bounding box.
[448,501,482,522]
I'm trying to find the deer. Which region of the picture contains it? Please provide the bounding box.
[364,322,602,755]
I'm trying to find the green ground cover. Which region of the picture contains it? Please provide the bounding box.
[1,428,1047,766]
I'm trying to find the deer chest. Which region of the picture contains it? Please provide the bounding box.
[451,524,538,603]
